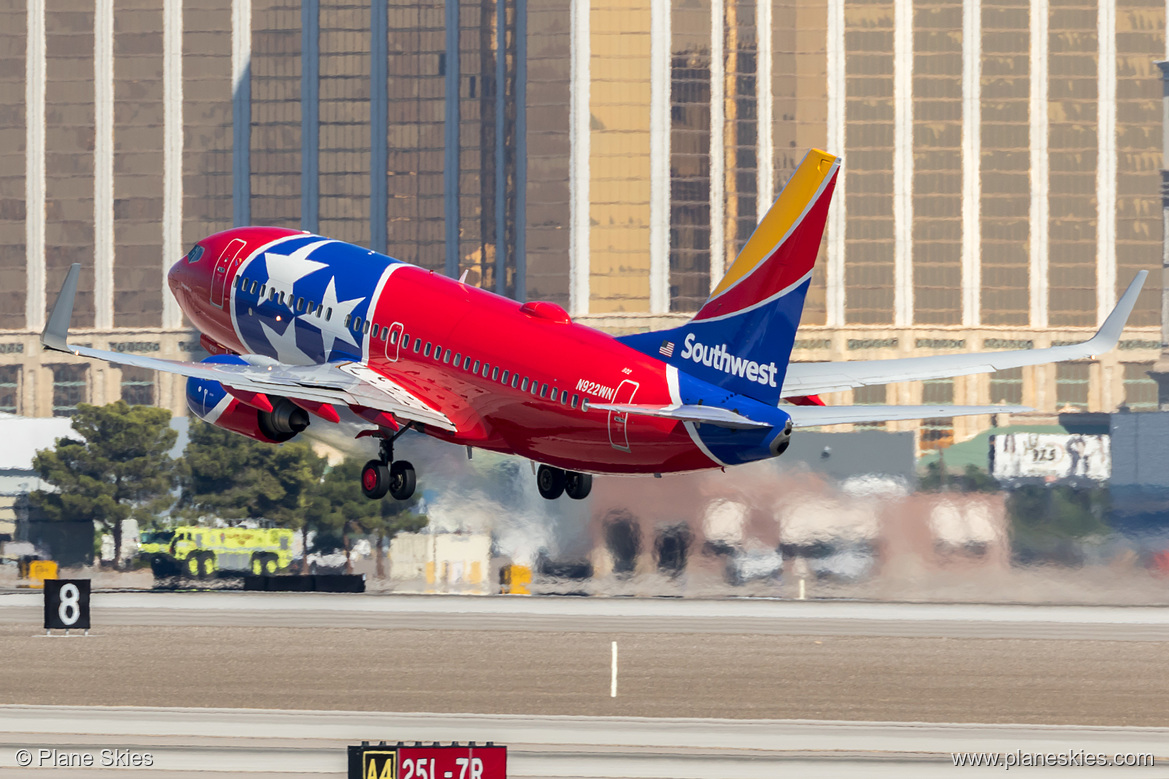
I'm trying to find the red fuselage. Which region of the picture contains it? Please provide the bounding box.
[169,227,721,474]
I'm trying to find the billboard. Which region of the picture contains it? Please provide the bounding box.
[990,434,1111,482]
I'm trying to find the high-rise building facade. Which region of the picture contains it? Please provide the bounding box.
[1,0,1164,452]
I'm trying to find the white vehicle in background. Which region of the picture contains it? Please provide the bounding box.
[725,543,783,586]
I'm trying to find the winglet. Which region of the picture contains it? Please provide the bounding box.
[1084,270,1148,354]
[42,263,81,353]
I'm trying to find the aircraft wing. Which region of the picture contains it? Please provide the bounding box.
[785,404,1030,428]
[586,403,772,430]
[41,264,456,433]
[781,271,1148,396]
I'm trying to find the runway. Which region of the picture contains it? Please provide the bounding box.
[3,589,1169,640]
[2,592,1167,775]
[0,706,1166,777]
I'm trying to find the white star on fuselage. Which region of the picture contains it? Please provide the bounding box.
[315,277,365,358]
[260,317,312,365]
[262,239,332,307]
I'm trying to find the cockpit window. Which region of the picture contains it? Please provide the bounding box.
[185,245,204,264]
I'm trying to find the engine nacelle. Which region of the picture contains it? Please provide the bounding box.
[186,356,309,444]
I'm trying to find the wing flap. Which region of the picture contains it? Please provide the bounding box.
[787,404,1030,428]
[587,403,772,430]
[782,271,1147,396]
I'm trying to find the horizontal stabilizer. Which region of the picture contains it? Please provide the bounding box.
[587,403,772,430]
[786,404,1031,428]
[782,271,1148,396]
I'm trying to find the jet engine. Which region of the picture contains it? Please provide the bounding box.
[186,355,309,443]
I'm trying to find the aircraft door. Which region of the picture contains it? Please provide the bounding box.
[211,238,247,308]
[607,379,639,452]
[383,321,405,361]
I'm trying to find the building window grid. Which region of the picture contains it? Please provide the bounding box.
[51,365,88,418]
[0,366,19,415]
[989,367,1024,406]
[1055,363,1091,411]
[1122,363,1157,411]
[120,367,156,407]
[920,378,954,451]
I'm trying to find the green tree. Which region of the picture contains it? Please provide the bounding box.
[304,458,428,576]
[1007,484,1111,565]
[920,462,999,493]
[30,401,178,567]
[178,418,326,538]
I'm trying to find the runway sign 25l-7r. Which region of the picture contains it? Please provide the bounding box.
[348,743,506,779]
[43,579,90,631]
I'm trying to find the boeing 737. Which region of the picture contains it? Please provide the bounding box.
[41,149,1146,500]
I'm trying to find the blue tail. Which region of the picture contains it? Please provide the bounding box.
[619,149,840,405]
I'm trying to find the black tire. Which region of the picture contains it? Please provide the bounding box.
[389,460,417,500]
[565,471,592,500]
[262,553,278,575]
[537,465,566,499]
[198,552,215,578]
[361,459,389,499]
[250,554,265,576]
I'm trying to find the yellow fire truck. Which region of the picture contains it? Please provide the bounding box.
[140,526,296,578]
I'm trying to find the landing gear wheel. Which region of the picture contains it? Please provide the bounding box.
[361,459,390,499]
[565,472,593,500]
[537,465,566,499]
[389,460,416,500]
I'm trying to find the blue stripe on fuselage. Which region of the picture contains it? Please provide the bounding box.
[232,234,403,365]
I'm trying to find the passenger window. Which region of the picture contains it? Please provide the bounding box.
[473,360,480,373]
[413,338,422,353]
[453,352,461,365]
[521,377,530,392]
[353,316,363,331]
[235,277,243,289]
[259,285,267,298]
[296,297,305,313]
[308,300,315,313]
[463,356,472,370]
[571,394,579,408]
[363,321,370,334]
[424,342,432,357]
[443,349,452,363]
[250,281,259,294]
[326,307,333,320]
[540,383,549,398]
[492,367,500,381]
[401,334,410,349]
[371,324,380,338]
[390,331,399,345]
[511,374,520,388]
[482,363,491,377]
[279,291,286,305]
[560,390,568,404]
[501,370,509,384]
[344,315,351,327]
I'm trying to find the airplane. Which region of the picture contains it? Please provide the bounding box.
[41,148,1147,501]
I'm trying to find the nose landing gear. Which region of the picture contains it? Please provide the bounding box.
[361,424,417,501]
[536,464,592,500]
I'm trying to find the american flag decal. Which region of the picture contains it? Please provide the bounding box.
[659,340,675,357]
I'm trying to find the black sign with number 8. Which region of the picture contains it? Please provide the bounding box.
[44,579,90,630]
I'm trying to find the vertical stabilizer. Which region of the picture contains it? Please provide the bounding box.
[619,149,840,404]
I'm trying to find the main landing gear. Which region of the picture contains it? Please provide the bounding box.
[361,426,417,501]
[536,464,592,501]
